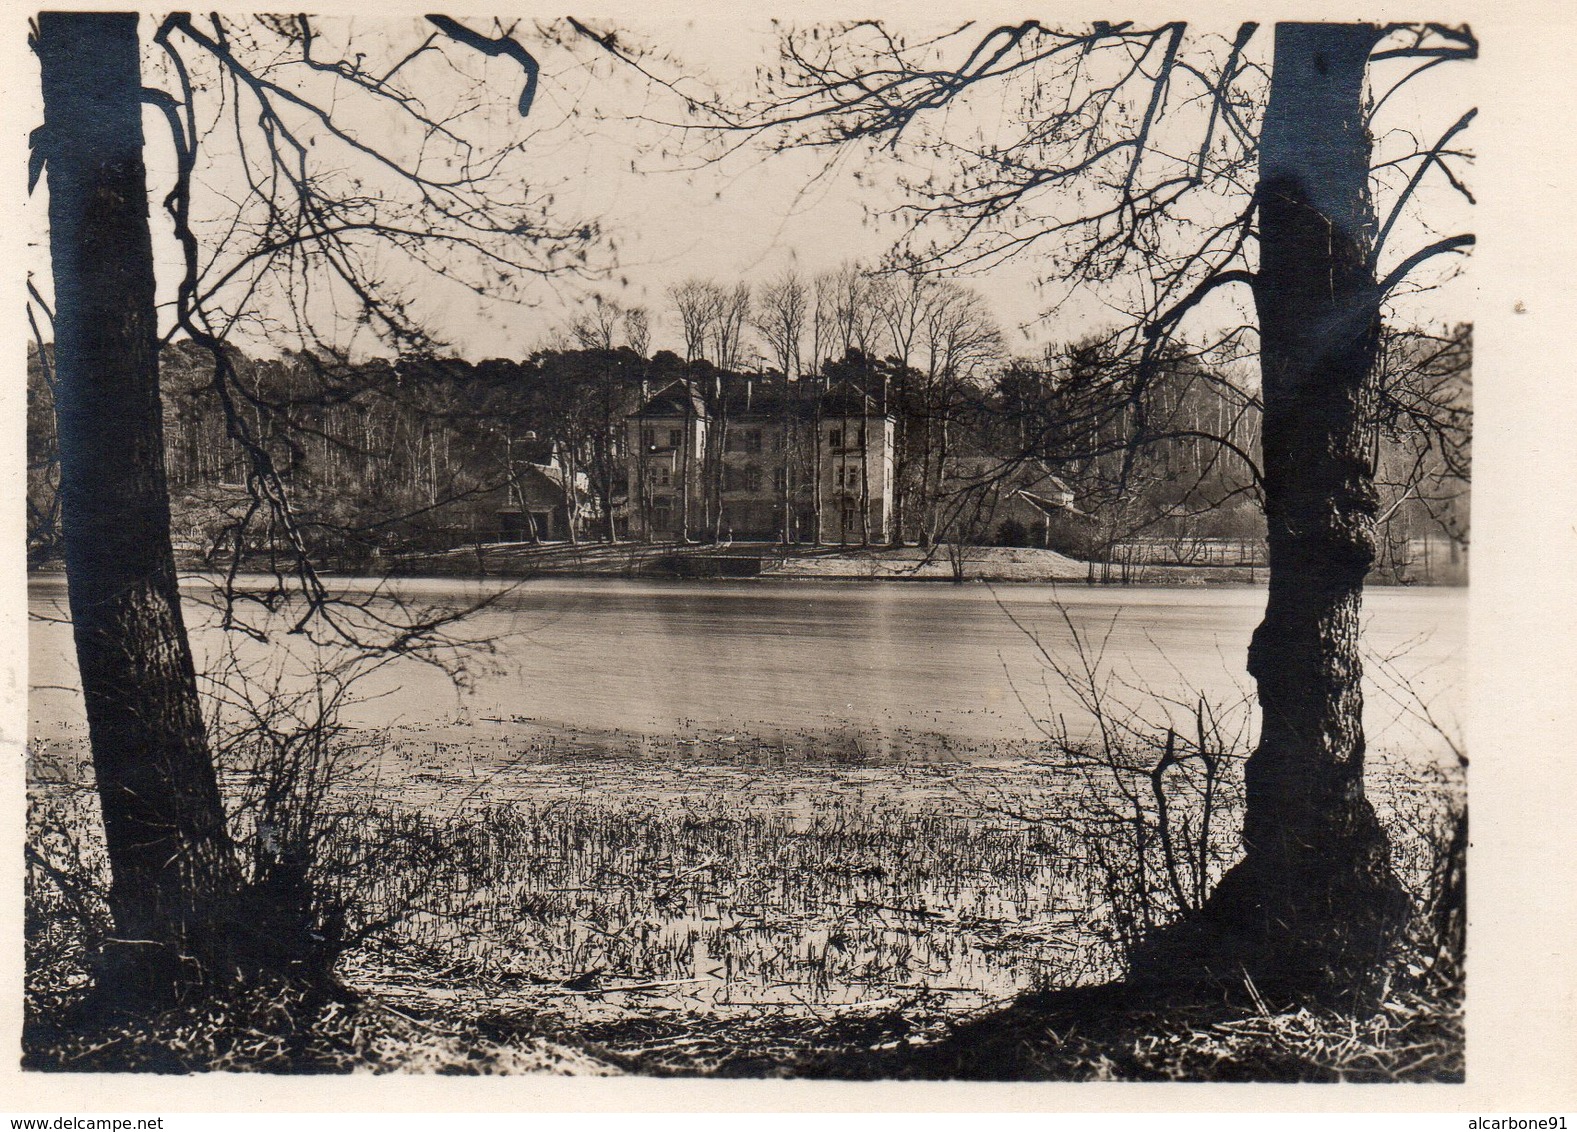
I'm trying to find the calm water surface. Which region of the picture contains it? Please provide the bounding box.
[29,576,1466,753]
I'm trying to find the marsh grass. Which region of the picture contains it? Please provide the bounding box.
[25,723,1464,1078]
[345,795,1093,989]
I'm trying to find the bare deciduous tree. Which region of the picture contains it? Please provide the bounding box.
[669,278,716,363]
[622,305,652,357]
[711,281,754,372]
[755,269,808,381]
[570,294,624,351]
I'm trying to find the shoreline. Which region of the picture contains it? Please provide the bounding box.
[396,538,1465,586]
[21,539,1463,587]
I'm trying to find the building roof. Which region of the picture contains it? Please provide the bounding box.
[1013,488,1087,518]
[819,379,887,417]
[718,376,806,417]
[632,381,708,419]
[628,375,894,422]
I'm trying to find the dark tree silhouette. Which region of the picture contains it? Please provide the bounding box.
[32,11,594,1001]
[37,12,246,1000]
[1177,24,1415,989]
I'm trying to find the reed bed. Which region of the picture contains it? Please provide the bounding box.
[25,725,1464,1078]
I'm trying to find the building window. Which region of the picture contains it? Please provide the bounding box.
[641,426,655,450]
[652,498,673,531]
[773,467,788,494]
[827,427,842,449]
[668,428,683,449]
[650,464,671,488]
[725,429,763,454]
[744,465,762,493]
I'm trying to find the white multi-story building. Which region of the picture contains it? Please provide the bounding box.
[626,377,896,545]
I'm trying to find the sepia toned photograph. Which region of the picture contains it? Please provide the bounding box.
[20,8,1489,1087]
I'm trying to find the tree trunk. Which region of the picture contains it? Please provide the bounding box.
[811,403,823,545]
[711,410,729,542]
[39,12,246,1000]
[562,447,580,545]
[1144,22,1406,997]
[680,389,693,542]
[889,412,907,547]
[602,437,619,543]
[780,413,793,542]
[600,374,620,544]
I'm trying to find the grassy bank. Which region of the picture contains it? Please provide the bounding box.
[25,719,1464,1078]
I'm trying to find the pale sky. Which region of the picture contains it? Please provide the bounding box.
[24,13,1474,364]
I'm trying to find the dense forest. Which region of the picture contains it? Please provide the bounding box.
[26,317,1470,578]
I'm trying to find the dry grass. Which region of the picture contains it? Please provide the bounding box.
[24,723,1464,1079]
[24,978,616,1075]
[853,964,1464,1082]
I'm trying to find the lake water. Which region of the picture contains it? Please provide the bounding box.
[28,576,1467,758]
